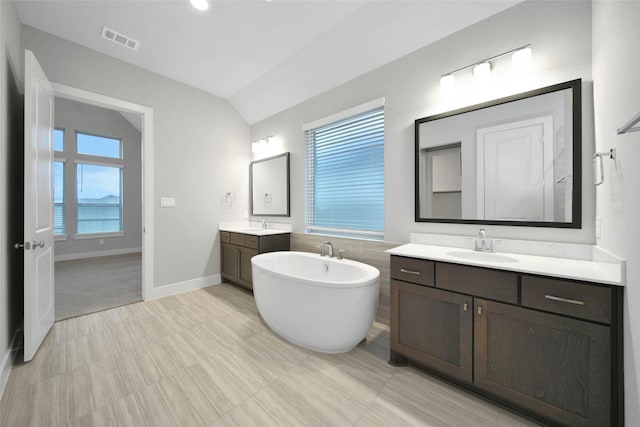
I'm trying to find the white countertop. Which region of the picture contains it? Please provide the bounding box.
[219,221,292,236]
[387,243,624,286]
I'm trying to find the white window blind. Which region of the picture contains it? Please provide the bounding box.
[305,106,384,239]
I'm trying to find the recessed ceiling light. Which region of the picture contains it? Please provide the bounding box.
[190,0,209,11]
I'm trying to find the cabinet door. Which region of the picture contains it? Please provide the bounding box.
[391,280,473,383]
[221,243,238,282]
[474,298,611,427]
[238,246,259,290]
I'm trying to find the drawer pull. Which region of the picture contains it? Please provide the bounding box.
[400,268,421,275]
[544,294,585,306]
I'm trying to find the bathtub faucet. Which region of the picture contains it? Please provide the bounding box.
[320,241,334,258]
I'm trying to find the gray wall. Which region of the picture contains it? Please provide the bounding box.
[21,25,250,288]
[54,97,142,259]
[0,0,22,394]
[250,0,594,245]
[592,1,640,424]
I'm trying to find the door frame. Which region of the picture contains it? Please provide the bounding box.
[51,83,154,300]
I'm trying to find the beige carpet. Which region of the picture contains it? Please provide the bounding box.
[55,253,142,320]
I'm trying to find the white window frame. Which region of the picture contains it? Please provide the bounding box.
[303,98,385,240]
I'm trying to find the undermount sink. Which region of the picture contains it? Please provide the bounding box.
[446,250,519,263]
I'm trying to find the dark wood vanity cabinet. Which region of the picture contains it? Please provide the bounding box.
[390,255,623,427]
[220,231,290,290]
[391,279,473,382]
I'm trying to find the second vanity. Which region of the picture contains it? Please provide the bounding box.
[387,238,624,427]
[219,222,291,290]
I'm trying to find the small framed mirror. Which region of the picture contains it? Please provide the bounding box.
[415,79,582,228]
[250,152,290,217]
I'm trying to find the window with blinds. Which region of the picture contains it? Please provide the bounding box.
[305,106,384,239]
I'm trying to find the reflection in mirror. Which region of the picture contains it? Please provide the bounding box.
[250,152,290,217]
[415,79,581,228]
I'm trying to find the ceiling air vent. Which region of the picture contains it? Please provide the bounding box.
[101,26,140,51]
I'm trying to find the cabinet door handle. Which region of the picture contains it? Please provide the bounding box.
[463,303,468,312]
[477,306,482,315]
[400,268,421,275]
[544,294,585,306]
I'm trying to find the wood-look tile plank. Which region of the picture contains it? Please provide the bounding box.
[68,356,130,421]
[6,341,65,389]
[134,383,178,427]
[157,369,220,426]
[67,328,122,371]
[1,374,67,427]
[366,368,500,427]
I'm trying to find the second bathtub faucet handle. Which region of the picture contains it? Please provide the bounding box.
[320,241,334,258]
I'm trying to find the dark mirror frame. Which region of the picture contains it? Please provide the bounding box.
[250,152,291,217]
[415,79,582,228]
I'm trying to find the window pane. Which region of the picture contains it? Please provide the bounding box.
[77,133,121,158]
[54,161,65,235]
[306,107,384,238]
[76,164,122,234]
[54,129,64,152]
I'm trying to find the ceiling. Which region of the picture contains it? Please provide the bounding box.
[15,0,520,125]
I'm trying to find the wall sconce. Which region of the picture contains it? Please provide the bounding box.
[439,44,532,91]
[252,135,274,153]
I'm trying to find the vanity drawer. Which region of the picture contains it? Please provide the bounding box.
[220,231,231,243]
[230,232,246,246]
[390,256,434,287]
[244,235,259,250]
[521,276,611,324]
[436,263,518,304]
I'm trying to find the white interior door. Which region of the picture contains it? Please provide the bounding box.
[477,116,553,221]
[23,50,55,362]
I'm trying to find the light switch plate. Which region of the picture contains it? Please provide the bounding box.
[595,216,602,239]
[160,197,176,208]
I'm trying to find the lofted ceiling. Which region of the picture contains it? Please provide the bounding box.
[16,0,521,125]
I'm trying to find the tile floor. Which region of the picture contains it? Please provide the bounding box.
[0,283,539,426]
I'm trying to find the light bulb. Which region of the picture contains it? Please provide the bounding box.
[473,62,491,84]
[190,0,209,11]
[512,47,532,74]
[440,74,456,95]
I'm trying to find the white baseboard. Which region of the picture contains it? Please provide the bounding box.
[146,274,221,300]
[54,247,142,262]
[0,331,20,400]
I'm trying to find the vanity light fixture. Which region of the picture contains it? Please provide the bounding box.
[252,135,274,153]
[190,0,209,11]
[439,44,532,89]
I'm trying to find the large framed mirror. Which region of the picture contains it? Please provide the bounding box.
[250,152,290,217]
[415,79,581,228]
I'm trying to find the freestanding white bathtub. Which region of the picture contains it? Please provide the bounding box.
[252,251,380,354]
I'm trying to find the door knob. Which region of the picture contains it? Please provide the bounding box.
[32,240,45,249]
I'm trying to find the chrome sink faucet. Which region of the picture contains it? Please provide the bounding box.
[261,218,268,229]
[320,241,334,258]
[473,229,497,253]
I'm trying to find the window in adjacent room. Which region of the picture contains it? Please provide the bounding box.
[304,100,385,240]
[75,132,123,235]
[53,161,65,235]
[53,128,65,236]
